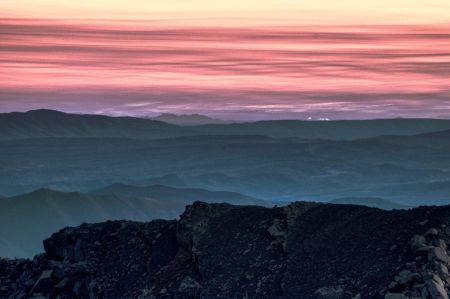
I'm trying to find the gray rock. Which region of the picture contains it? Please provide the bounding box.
[426,228,439,237]
[410,235,427,251]
[385,293,408,299]
[178,276,202,297]
[426,274,449,299]
[315,286,345,299]
[434,239,448,250]
[396,270,420,286]
[267,219,287,239]
[434,262,450,278]
[267,218,287,249]
[429,247,450,264]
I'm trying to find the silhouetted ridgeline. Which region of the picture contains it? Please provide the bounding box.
[2,202,450,298]
[3,110,450,140]
[0,187,273,258]
[90,183,268,206]
[0,110,193,140]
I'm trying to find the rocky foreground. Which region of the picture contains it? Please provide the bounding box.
[2,202,450,299]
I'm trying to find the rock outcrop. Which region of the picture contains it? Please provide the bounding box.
[384,225,450,299]
[2,202,450,299]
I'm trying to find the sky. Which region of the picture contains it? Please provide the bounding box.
[1,1,450,120]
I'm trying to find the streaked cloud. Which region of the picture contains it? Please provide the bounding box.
[0,17,449,119]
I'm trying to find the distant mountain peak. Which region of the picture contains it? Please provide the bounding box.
[151,113,230,126]
[25,109,67,115]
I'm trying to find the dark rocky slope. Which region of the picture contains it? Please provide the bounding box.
[2,202,450,299]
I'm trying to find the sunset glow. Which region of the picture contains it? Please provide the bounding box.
[1,1,450,119]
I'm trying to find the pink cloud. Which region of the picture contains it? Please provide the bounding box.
[1,18,450,118]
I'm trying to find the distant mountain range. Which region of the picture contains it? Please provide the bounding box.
[3,110,450,140]
[2,109,449,297]
[0,109,194,140]
[1,130,450,204]
[151,113,231,126]
[91,183,272,206]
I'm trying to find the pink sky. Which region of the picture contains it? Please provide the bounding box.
[1,1,450,119]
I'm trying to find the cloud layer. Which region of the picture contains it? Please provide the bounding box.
[1,18,450,119]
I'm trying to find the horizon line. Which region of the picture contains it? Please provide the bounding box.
[2,108,450,122]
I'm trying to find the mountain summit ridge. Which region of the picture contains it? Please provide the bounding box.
[2,201,450,298]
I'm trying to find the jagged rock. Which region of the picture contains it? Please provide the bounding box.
[283,202,321,229]
[434,262,450,278]
[434,239,448,250]
[429,247,450,264]
[267,218,287,250]
[267,219,287,239]
[426,274,449,299]
[2,202,450,299]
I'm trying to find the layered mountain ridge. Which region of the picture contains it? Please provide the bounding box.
[2,129,449,204]
[3,110,450,140]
